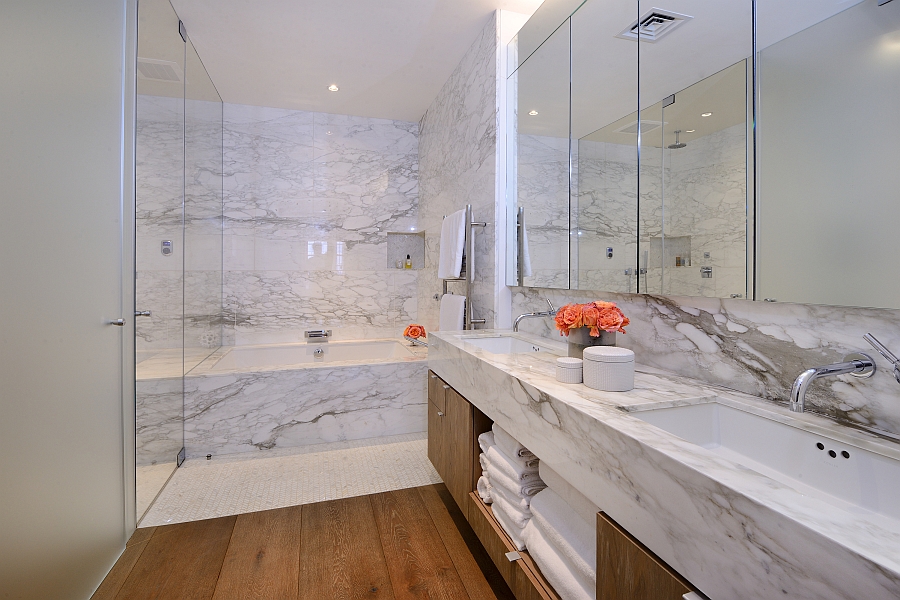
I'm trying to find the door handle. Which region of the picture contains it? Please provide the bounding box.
[437,411,444,417]
[110,318,126,326]
[442,385,450,390]
[135,310,151,317]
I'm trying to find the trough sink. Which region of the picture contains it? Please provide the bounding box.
[633,402,900,520]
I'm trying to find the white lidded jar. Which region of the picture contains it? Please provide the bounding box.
[556,357,583,384]
[583,346,634,392]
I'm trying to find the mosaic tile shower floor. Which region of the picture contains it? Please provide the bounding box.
[138,432,440,527]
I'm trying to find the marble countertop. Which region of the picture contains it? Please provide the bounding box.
[429,329,900,600]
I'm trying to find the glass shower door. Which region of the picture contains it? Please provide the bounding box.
[135,0,186,520]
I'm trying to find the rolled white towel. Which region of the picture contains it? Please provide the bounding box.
[529,488,596,587]
[478,431,495,454]
[492,501,527,551]
[484,457,546,498]
[477,475,493,503]
[493,423,535,459]
[523,520,595,600]
[539,463,600,528]
[490,486,531,529]
[486,446,540,482]
[489,476,534,512]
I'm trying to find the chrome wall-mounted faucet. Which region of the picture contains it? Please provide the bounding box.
[789,350,876,413]
[864,333,900,385]
[513,299,557,332]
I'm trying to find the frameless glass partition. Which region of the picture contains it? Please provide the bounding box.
[756,0,900,308]
[135,0,223,520]
[135,0,186,520]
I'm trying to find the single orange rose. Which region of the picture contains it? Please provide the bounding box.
[404,324,426,339]
[561,304,583,329]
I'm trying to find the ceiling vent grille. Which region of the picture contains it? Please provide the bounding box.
[617,9,693,43]
[615,120,664,135]
[137,58,183,82]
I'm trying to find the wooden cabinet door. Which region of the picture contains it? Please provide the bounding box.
[445,387,475,512]
[597,512,693,600]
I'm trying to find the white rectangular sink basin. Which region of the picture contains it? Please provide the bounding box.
[633,402,900,520]
[457,335,548,354]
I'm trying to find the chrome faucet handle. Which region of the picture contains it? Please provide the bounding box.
[546,299,556,314]
[865,333,900,384]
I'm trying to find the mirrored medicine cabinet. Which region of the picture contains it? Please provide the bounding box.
[506,0,900,310]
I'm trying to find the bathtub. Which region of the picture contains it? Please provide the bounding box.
[183,339,427,458]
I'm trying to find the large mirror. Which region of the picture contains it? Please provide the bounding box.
[509,0,900,310]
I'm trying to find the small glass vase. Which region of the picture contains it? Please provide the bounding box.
[566,328,616,359]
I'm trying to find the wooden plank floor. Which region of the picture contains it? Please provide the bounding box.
[93,484,513,600]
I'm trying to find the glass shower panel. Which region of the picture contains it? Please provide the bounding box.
[571,0,639,292]
[512,21,571,289]
[637,0,752,297]
[135,0,185,520]
[184,38,224,369]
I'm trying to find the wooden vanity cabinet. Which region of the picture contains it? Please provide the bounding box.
[597,511,694,600]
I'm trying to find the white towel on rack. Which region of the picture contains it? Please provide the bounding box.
[439,294,466,331]
[519,211,533,278]
[438,209,467,279]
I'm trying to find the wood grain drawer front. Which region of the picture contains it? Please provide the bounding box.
[428,370,447,412]
[445,387,474,512]
[597,512,693,600]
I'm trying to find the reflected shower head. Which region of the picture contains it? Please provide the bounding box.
[668,130,687,149]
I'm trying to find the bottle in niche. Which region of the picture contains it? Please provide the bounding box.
[405,254,412,269]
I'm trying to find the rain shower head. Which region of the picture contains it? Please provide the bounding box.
[668,130,687,149]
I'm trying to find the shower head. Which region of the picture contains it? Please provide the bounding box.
[667,130,687,149]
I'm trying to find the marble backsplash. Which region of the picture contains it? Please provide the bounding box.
[418,13,502,332]
[512,287,900,438]
[222,103,420,343]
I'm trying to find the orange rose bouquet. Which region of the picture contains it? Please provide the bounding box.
[403,324,426,339]
[555,302,629,337]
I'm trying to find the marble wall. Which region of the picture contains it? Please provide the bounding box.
[222,104,420,344]
[512,287,900,438]
[418,13,502,331]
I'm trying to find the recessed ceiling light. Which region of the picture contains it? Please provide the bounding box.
[686,129,695,133]
[326,131,333,136]
[528,110,539,116]
[328,84,339,92]
[701,112,712,117]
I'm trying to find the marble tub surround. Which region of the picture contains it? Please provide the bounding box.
[222,103,420,344]
[183,340,427,458]
[512,288,900,440]
[429,330,900,599]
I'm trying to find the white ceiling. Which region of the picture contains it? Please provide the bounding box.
[169,0,544,122]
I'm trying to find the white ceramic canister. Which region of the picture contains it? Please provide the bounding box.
[582,346,634,391]
[556,357,584,384]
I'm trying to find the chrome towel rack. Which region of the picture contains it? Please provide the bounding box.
[441,204,487,330]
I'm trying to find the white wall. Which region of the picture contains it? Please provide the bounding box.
[0,1,136,598]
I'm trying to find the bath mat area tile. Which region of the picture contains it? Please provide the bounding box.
[138,432,441,527]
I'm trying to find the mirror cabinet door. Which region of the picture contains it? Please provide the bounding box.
[510,19,572,289]
[636,0,753,299]
[570,0,639,293]
[756,0,900,309]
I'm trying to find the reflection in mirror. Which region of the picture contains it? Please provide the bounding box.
[510,20,571,289]
[638,62,750,298]
[636,0,752,298]
[571,0,639,292]
[757,0,900,308]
